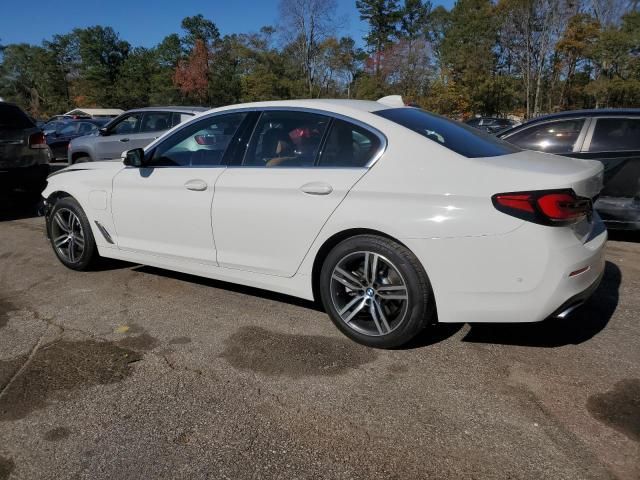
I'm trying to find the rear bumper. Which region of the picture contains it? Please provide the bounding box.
[404,218,607,324]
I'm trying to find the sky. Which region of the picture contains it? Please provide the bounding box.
[0,0,455,49]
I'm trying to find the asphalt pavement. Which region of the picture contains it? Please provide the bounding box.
[0,197,638,479]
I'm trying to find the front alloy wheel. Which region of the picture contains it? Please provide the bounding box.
[51,208,86,263]
[46,197,98,270]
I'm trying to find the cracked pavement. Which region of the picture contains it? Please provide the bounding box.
[0,197,639,479]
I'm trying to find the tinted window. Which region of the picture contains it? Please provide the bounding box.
[78,122,98,135]
[243,111,329,167]
[589,118,640,152]
[0,103,34,129]
[505,119,585,154]
[141,112,173,133]
[110,113,142,135]
[149,112,247,167]
[58,123,79,135]
[319,119,381,167]
[375,108,519,158]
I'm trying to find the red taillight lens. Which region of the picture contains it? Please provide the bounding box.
[536,192,589,221]
[494,194,535,213]
[493,190,591,226]
[28,132,47,149]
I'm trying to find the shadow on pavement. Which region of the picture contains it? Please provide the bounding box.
[608,229,640,243]
[133,265,324,312]
[0,191,42,222]
[461,261,621,348]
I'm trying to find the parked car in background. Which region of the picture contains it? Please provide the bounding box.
[499,109,640,230]
[67,106,207,164]
[0,102,51,194]
[43,99,606,348]
[466,117,520,134]
[46,118,109,161]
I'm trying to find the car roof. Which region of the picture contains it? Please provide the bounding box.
[125,106,209,114]
[202,99,390,116]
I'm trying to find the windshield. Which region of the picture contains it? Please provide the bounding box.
[0,103,35,130]
[375,108,520,158]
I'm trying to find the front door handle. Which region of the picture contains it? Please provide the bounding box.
[184,179,208,191]
[300,182,333,195]
[119,138,130,142]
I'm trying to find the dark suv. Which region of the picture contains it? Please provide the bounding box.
[0,102,51,194]
[499,109,640,230]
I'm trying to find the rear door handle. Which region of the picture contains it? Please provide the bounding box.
[300,182,333,195]
[184,179,208,191]
[119,138,130,142]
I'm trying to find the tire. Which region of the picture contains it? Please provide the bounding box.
[73,156,91,164]
[319,234,436,348]
[46,197,98,270]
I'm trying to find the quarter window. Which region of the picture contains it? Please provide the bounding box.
[589,118,640,152]
[506,119,585,154]
[318,119,381,167]
[148,112,247,167]
[243,111,330,167]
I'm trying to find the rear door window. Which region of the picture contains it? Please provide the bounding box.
[375,108,519,158]
[242,111,330,167]
[505,119,585,154]
[589,118,640,152]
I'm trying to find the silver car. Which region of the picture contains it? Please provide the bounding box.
[67,106,207,164]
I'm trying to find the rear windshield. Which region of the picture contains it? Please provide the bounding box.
[375,108,520,158]
[0,103,35,130]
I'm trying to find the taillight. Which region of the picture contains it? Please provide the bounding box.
[492,190,591,226]
[28,132,47,149]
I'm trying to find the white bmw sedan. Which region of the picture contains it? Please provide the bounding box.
[42,99,607,348]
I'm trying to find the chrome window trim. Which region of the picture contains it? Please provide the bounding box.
[575,117,593,152]
[582,116,640,153]
[146,106,389,169]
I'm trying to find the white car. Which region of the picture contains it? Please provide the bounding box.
[42,98,607,348]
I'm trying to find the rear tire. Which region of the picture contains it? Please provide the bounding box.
[319,234,436,348]
[46,197,98,270]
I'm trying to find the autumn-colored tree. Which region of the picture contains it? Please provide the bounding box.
[173,39,209,103]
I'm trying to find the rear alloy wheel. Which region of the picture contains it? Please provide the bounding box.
[320,235,435,348]
[47,197,98,270]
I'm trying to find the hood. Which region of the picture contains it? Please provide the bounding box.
[47,160,123,179]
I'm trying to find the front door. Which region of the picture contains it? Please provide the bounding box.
[111,112,249,264]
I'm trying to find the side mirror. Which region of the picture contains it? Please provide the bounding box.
[98,127,109,136]
[123,148,145,167]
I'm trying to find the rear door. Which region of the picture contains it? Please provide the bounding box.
[0,103,37,168]
[212,109,384,277]
[577,117,640,198]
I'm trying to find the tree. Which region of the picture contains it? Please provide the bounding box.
[356,0,402,74]
[173,39,209,103]
[181,14,221,51]
[278,0,340,97]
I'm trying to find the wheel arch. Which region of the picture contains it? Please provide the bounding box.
[310,228,416,305]
[71,151,91,164]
